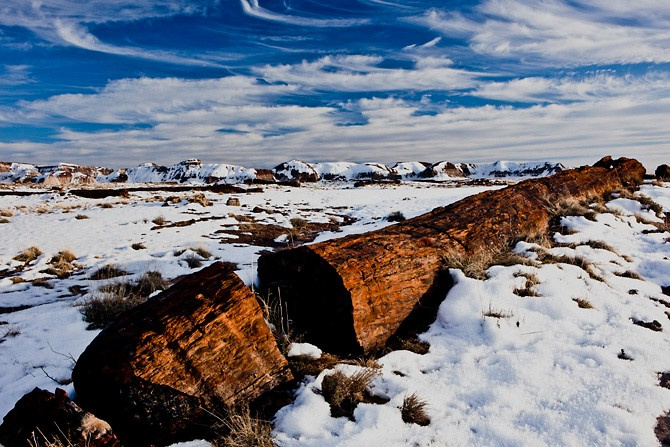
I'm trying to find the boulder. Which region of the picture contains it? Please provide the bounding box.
[656,164,670,181]
[72,262,292,445]
[258,157,646,354]
[0,387,119,447]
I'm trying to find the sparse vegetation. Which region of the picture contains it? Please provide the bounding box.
[513,272,540,297]
[615,270,644,280]
[534,251,605,282]
[2,324,21,338]
[14,246,42,263]
[131,242,146,250]
[290,217,308,233]
[152,215,167,226]
[573,298,594,309]
[189,192,212,207]
[0,217,9,224]
[183,254,203,268]
[0,209,13,217]
[192,246,212,259]
[442,240,533,280]
[79,289,147,330]
[32,278,53,289]
[401,393,431,426]
[321,368,379,419]
[100,203,114,209]
[10,276,24,284]
[44,250,77,278]
[74,214,89,220]
[214,406,275,447]
[89,264,128,280]
[386,211,406,222]
[134,271,169,297]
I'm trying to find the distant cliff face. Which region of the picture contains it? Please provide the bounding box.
[0,158,565,186]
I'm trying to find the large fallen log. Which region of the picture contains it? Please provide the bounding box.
[72,262,292,446]
[257,156,646,355]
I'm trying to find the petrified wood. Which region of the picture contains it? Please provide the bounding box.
[72,262,292,446]
[258,157,645,354]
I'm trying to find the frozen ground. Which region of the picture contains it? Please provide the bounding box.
[1,180,669,446]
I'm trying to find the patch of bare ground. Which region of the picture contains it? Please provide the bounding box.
[656,413,670,447]
[632,319,663,332]
[216,216,355,248]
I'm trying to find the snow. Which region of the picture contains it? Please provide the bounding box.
[287,343,322,359]
[1,178,669,447]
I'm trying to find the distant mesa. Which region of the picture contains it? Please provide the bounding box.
[0,158,565,187]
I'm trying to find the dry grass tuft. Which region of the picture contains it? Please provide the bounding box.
[14,246,42,263]
[10,276,24,284]
[214,406,275,447]
[99,203,114,209]
[583,240,618,253]
[573,298,594,309]
[32,278,53,289]
[134,271,169,296]
[535,251,605,282]
[513,272,540,297]
[192,246,212,259]
[288,353,341,379]
[386,211,406,222]
[74,214,89,220]
[183,254,203,269]
[615,270,644,281]
[45,250,78,278]
[89,264,128,280]
[2,324,21,338]
[401,393,431,426]
[0,217,9,224]
[0,209,13,217]
[321,368,379,419]
[189,192,212,207]
[152,215,167,226]
[131,242,146,250]
[442,243,533,280]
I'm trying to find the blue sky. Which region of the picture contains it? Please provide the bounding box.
[0,0,669,169]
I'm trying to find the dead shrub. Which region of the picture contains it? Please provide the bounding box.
[321,368,379,419]
[386,211,406,222]
[2,324,21,338]
[257,291,301,355]
[189,193,212,207]
[14,246,42,263]
[290,217,308,233]
[573,298,594,309]
[79,293,146,329]
[214,406,275,447]
[401,393,431,426]
[89,264,128,280]
[183,255,203,269]
[74,214,89,220]
[134,271,169,296]
[0,209,13,217]
[152,215,167,226]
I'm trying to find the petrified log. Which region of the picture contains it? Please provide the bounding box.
[0,387,119,447]
[72,262,292,446]
[258,157,645,354]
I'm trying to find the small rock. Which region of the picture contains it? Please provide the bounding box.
[656,164,670,181]
[0,388,119,447]
[226,197,241,206]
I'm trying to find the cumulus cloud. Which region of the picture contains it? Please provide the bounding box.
[415,0,670,66]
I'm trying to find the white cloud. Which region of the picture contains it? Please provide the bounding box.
[256,54,479,92]
[415,0,670,66]
[238,0,368,27]
[0,65,33,86]
[0,1,218,64]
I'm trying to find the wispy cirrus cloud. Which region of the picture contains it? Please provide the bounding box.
[0,0,219,65]
[0,65,33,86]
[238,0,369,27]
[414,0,670,66]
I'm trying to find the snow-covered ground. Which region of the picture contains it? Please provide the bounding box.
[1,179,669,446]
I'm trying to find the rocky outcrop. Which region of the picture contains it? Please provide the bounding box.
[656,164,670,181]
[0,387,119,447]
[258,157,645,354]
[274,160,319,183]
[72,262,292,445]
